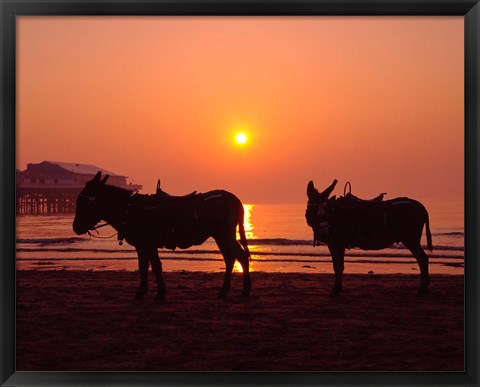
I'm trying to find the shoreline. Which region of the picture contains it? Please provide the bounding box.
[16,270,464,371]
[16,255,465,274]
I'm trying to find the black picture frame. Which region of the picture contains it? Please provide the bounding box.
[1,1,478,386]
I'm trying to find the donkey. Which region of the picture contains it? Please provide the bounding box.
[306,180,432,295]
[73,172,251,301]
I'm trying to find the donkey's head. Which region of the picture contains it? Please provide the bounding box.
[305,179,337,246]
[72,171,109,235]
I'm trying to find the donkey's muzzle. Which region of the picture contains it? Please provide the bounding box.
[312,222,330,246]
[72,220,89,235]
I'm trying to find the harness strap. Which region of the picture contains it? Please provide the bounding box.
[117,202,131,245]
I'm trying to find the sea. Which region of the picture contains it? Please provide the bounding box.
[16,202,464,275]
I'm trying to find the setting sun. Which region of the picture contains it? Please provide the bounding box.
[235,132,248,145]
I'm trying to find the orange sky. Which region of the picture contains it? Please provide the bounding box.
[17,16,464,204]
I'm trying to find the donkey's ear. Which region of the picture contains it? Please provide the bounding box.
[92,171,102,183]
[307,181,317,198]
[319,179,338,199]
[101,174,109,184]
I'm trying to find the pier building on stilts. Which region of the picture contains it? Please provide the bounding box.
[16,161,142,215]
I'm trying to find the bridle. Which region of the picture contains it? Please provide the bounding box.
[306,201,330,246]
[77,193,119,241]
[307,201,327,216]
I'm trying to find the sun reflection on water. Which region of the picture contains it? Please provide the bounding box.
[233,261,244,273]
[243,204,255,240]
[233,204,258,273]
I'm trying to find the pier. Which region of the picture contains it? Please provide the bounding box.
[16,161,142,215]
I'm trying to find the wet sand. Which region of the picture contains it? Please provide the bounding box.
[16,270,464,371]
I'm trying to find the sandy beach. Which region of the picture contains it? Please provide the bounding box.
[16,270,464,372]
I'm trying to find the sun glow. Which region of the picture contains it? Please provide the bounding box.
[235,132,248,145]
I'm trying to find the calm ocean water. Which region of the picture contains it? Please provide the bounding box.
[16,202,464,274]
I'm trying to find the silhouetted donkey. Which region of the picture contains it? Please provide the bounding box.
[306,180,432,295]
[73,172,251,301]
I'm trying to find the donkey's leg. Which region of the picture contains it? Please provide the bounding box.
[328,244,345,296]
[236,243,251,297]
[218,257,235,299]
[404,241,430,294]
[219,245,251,298]
[148,248,167,302]
[216,233,250,298]
[134,247,150,300]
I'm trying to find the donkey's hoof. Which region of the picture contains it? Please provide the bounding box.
[330,288,342,297]
[241,289,251,297]
[417,287,429,296]
[133,289,147,300]
[154,293,165,302]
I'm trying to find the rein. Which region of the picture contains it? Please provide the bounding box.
[87,222,118,240]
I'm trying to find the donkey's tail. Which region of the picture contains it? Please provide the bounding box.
[238,206,251,260]
[425,211,433,252]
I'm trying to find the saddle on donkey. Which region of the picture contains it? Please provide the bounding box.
[326,182,388,248]
[125,180,208,250]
